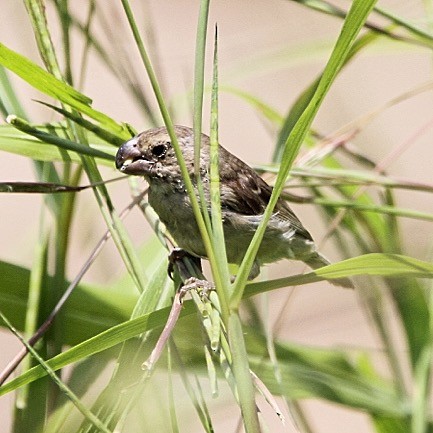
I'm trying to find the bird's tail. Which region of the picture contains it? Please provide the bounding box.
[304,252,354,289]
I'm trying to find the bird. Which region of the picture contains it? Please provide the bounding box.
[115,125,352,288]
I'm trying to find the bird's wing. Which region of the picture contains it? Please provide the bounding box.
[218,151,312,240]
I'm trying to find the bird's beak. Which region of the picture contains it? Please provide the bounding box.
[115,137,153,175]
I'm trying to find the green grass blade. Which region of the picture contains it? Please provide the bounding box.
[221,85,283,126]
[35,101,125,146]
[76,259,173,432]
[250,356,407,417]
[209,27,231,317]
[0,123,115,165]
[228,313,261,432]
[411,345,433,433]
[6,116,115,161]
[291,0,433,47]
[389,278,431,372]
[245,253,433,297]
[0,66,27,119]
[0,260,137,345]
[312,197,433,223]
[273,30,380,162]
[13,222,49,432]
[372,416,410,433]
[193,0,214,239]
[0,42,129,137]
[0,303,193,397]
[43,352,112,433]
[374,4,433,44]
[193,0,210,173]
[191,0,215,297]
[2,251,430,368]
[231,0,378,307]
[23,0,65,81]
[4,250,432,397]
[120,0,216,277]
[1,317,410,419]
[0,313,113,433]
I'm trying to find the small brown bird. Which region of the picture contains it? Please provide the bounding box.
[115,126,351,287]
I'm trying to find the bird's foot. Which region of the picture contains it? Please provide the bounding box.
[179,277,215,298]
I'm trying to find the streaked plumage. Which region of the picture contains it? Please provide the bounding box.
[115,126,351,287]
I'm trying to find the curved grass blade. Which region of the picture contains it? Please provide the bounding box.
[231,0,378,306]
[246,253,433,297]
[0,302,195,397]
[0,312,112,433]
[273,30,380,162]
[221,85,283,126]
[7,115,115,161]
[35,100,126,146]
[0,42,129,137]
[0,260,137,345]
[290,0,433,47]
[0,124,115,166]
[2,252,432,397]
[0,303,410,419]
[250,356,407,417]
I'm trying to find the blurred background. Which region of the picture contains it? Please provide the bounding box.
[1,1,433,431]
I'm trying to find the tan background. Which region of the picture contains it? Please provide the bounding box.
[1,1,432,431]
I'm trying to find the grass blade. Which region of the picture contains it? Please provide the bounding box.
[0,42,128,137]
[231,0,378,307]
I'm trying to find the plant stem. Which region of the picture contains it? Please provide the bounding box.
[228,312,260,433]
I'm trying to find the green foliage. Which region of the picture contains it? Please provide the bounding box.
[0,1,433,432]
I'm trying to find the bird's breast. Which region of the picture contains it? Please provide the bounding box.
[148,183,206,257]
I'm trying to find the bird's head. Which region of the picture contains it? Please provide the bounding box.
[115,126,208,182]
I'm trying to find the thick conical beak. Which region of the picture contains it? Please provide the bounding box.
[115,137,141,170]
[115,137,153,175]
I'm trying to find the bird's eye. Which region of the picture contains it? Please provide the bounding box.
[151,144,167,158]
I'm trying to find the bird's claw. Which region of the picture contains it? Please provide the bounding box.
[167,248,186,280]
[167,248,203,281]
[179,277,215,297]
